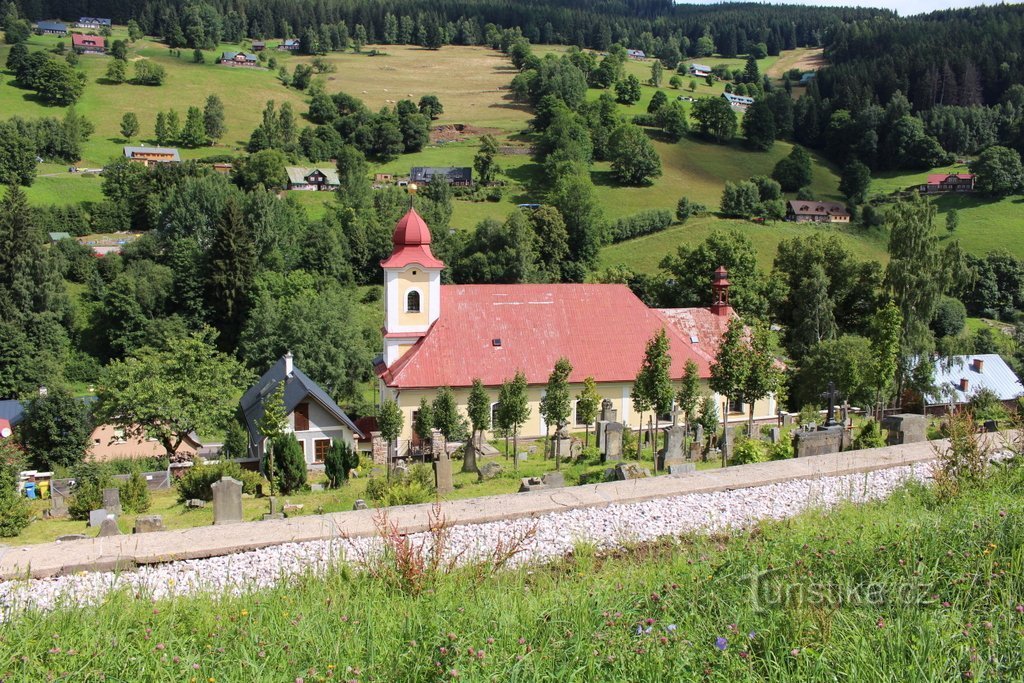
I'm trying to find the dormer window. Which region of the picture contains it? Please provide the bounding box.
[407,290,421,312]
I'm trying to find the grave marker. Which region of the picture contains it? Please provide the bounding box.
[211,476,243,525]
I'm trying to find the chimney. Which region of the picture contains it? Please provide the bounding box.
[284,351,294,377]
[973,358,984,373]
[959,377,969,392]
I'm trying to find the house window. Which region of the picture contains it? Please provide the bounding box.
[491,402,501,428]
[728,398,744,414]
[113,427,126,444]
[314,438,331,463]
[406,290,421,313]
[294,402,309,431]
[574,401,589,425]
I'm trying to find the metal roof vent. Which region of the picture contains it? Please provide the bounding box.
[492,338,502,347]
[690,334,699,344]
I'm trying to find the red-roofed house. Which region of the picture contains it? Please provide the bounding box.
[377,209,778,449]
[72,33,106,54]
[920,172,975,194]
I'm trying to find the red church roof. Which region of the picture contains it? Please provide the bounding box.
[380,207,444,269]
[380,284,734,389]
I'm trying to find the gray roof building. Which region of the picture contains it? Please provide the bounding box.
[409,166,472,185]
[924,353,1024,406]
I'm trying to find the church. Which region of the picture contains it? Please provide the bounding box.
[375,207,779,450]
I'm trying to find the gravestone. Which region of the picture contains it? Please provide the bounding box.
[880,414,928,446]
[211,476,243,525]
[392,464,409,479]
[185,499,206,509]
[657,425,687,470]
[434,455,454,494]
[88,508,109,527]
[133,515,165,534]
[102,488,122,515]
[283,503,304,515]
[781,413,794,426]
[518,476,545,492]
[792,426,848,458]
[479,462,502,480]
[310,483,324,492]
[614,463,651,480]
[97,515,121,537]
[599,398,617,423]
[541,471,565,488]
[595,420,608,448]
[690,424,704,459]
[603,422,624,462]
[263,496,284,521]
[768,427,781,444]
[49,489,68,517]
[353,499,368,510]
[668,462,696,476]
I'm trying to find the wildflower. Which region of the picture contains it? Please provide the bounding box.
[1016,605,1024,614]
[665,624,677,633]
[790,648,800,657]
[240,610,248,617]
[876,618,886,629]
[714,637,728,650]
[739,651,749,659]
[748,631,756,640]
[728,624,738,634]
[155,643,166,651]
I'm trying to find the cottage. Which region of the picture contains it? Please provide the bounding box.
[278,38,300,51]
[626,49,646,60]
[409,166,472,187]
[919,172,975,194]
[252,40,266,51]
[722,92,755,110]
[376,209,780,452]
[689,63,711,77]
[75,17,111,29]
[72,33,106,54]
[123,146,181,166]
[48,231,71,243]
[36,20,67,35]
[374,172,395,184]
[922,354,1024,413]
[212,162,233,175]
[286,166,340,191]
[240,353,364,464]
[799,72,817,86]
[220,51,259,67]
[786,199,851,223]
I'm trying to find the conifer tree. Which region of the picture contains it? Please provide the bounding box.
[181,106,207,147]
[203,95,226,143]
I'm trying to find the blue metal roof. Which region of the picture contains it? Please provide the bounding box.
[36,20,67,31]
[925,354,1024,406]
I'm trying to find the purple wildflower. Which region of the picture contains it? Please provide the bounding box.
[715,636,728,650]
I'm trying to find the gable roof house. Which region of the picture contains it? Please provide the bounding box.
[786,199,851,223]
[75,17,111,29]
[240,353,364,465]
[36,20,67,35]
[376,208,780,454]
[220,51,259,67]
[689,63,711,77]
[278,38,300,51]
[626,49,646,60]
[919,172,975,194]
[286,166,340,191]
[722,92,755,110]
[123,146,181,166]
[252,40,266,51]
[72,33,106,54]
[922,354,1024,412]
[409,166,472,186]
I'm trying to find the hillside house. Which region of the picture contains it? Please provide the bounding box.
[626,49,646,60]
[278,38,299,51]
[72,34,105,54]
[75,17,111,29]
[786,200,851,223]
[722,92,755,110]
[799,72,817,86]
[252,40,266,51]
[409,166,472,186]
[286,166,340,191]
[922,354,1024,413]
[36,21,67,35]
[919,172,976,194]
[689,63,711,77]
[220,51,259,67]
[376,208,780,453]
[240,353,364,464]
[123,146,181,166]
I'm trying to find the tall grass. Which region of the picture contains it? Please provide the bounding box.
[1,463,1022,681]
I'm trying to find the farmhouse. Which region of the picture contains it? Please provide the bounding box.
[919,172,976,194]
[376,208,779,450]
[286,166,340,191]
[35,20,67,35]
[75,17,111,29]
[123,146,181,166]
[786,199,851,223]
[921,354,1024,413]
[220,51,259,67]
[722,92,755,110]
[626,49,646,60]
[409,166,472,186]
[240,353,364,464]
[689,63,711,77]
[71,34,106,54]
[278,38,300,51]
[252,40,266,51]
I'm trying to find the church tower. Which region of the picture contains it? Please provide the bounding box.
[380,207,444,366]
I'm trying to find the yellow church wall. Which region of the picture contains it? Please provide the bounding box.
[395,267,431,328]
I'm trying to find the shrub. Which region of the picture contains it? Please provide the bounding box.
[607,209,674,243]
[969,388,1009,423]
[271,434,307,494]
[730,439,768,465]
[798,404,821,426]
[176,461,262,502]
[935,410,989,498]
[381,481,432,507]
[119,471,151,513]
[0,441,31,537]
[366,465,437,507]
[676,196,707,222]
[325,440,359,488]
[67,463,114,520]
[853,420,887,450]
[767,438,794,460]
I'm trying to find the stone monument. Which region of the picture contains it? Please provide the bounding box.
[657,425,687,470]
[434,451,454,494]
[603,422,624,462]
[102,487,122,515]
[880,414,928,446]
[211,476,243,525]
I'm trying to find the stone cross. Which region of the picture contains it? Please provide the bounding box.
[821,382,841,428]
[211,476,243,525]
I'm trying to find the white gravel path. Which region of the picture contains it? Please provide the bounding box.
[0,462,935,622]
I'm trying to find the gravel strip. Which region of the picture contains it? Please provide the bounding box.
[0,462,935,622]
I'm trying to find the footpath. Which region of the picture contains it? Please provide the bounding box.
[0,432,1012,580]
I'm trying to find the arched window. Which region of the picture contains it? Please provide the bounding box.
[406,290,421,313]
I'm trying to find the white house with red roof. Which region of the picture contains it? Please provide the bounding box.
[376,208,778,448]
[919,172,975,194]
